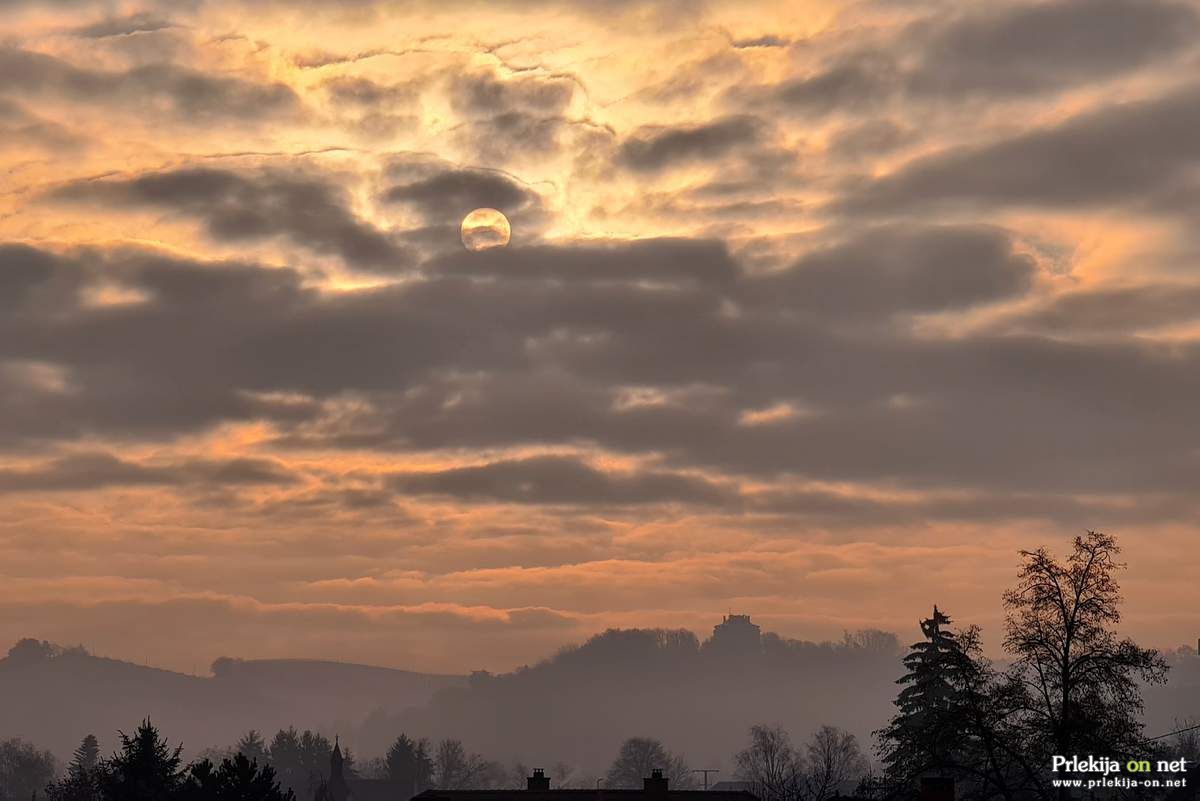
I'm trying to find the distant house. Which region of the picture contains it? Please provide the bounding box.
[415,769,759,801]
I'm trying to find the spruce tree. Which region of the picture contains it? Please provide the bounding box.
[71,735,101,776]
[184,753,296,801]
[877,606,972,784]
[386,734,433,794]
[234,731,269,767]
[46,735,104,801]
[97,720,188,801]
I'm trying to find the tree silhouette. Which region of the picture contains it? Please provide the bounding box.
[734,725,866,801]
[801,726,867,801]
[46,771,101,801]
[875,531,1173,800]
[0,738,57,801]
[733,725,803,801]
[72,735,101,776]
[433,739,501,789]
[96,720,187,801]
[385,734,434,794]
[184,753,295,801]
[297,730,332,793]
[1004,531,1168,798]
[266,728,331,798]
[234,731,269,767]
[267,728,303,796]
[46,735,104,801]
[876,606,982,786]
[605,737,692,789]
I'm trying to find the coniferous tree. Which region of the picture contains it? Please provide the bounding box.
[297,730,332,795]
[71,736,101,776]
[47,735,104,801]
[96,720,187,801]
[385,734,434,794]
[184,753,295,801]
[267,728,303,799]
[234,731,269,767]
[46,770,102,801]
[877,606,970,782]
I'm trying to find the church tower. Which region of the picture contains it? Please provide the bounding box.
[328,736,351,801]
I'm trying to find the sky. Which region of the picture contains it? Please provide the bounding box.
[1,0,1198,676]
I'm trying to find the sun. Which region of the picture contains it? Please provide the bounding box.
[461,208,511,251]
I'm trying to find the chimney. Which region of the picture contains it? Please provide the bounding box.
[644,769,669,796]
[528,769,551,791]
[918,777,954,801]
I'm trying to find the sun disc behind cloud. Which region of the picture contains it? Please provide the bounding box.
[461,208,511,251]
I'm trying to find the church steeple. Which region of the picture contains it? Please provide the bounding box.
[327,735,351,801]
[331,735,344,780]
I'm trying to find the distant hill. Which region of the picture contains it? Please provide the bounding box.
[357,625,906,777]
[5,629,1195,780]
[0,639,463,762]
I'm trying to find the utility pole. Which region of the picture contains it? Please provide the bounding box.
[692,769,719,790]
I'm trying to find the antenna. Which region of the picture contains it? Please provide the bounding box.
[692,769,719,790]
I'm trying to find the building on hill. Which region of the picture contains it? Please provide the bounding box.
[415,769,758,801]
[706,614,762,654]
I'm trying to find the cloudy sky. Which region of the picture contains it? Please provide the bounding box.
[1,0,1198,675]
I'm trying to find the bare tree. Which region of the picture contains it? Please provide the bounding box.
[433,739,502,789]
[733,725,804,801]
[801,726,868,801]
[606,737,692,789]
[1003,531,1168,799]
[735,724,867,801]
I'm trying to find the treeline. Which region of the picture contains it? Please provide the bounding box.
[2,718,875,801]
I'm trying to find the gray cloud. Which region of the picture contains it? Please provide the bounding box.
[428,237,740,287]
[617,115,764,171]
[757,53,898,118]
[730,34,790,49]
[72,12,175,38]
[0,452,294,493]
[0,213,1196,505]
[322,76,418,108]
[52,167,411,272]
[909,0,1200,97]
[840,83,1200,215]
[988,284,1200,336]
[0,46,300,122]
[739,0,1199,121]
[442,68,583,161]
[449,69,575,116]
[753,224,1037,318]
[827,119,911,160]
[389,455,734,506]
[383,163,542,222]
